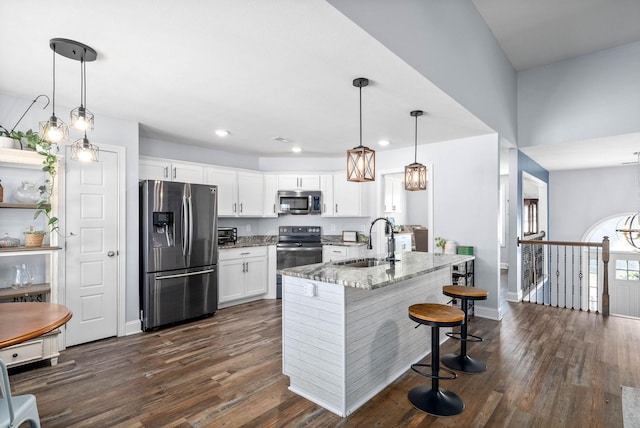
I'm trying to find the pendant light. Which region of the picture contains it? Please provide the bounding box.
[39,43,69,143]
[70,55,94,132]
[347,77,375,182]
[47,38,99,162]
[404,110,427,191]
[616,151,640,248]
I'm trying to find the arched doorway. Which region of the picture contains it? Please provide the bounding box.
[585,214,640,319]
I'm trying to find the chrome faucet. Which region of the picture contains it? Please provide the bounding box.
[368,217,396,266]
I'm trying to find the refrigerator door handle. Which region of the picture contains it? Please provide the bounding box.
[156,268,215,280]
[187,195,194,256]
[181,195,188,256]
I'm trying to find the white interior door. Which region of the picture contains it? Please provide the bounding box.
[64,148,119,346]
[610,253,640,318]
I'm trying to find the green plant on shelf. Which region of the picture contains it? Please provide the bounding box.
[19,132,59,234]
[435,237,446,252]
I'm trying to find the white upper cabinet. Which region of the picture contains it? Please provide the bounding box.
[332,172,370,217]
[320,174,334,216]
[206,168,238,216]
[237,172,264,216]
[204,167,264,217]
[278,174,321,190]
[263,174,278,217]
[139,157,204,184]
[384,176,403,213]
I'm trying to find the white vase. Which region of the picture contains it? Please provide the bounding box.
[0,136,19,149]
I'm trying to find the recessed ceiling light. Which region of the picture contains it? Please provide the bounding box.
[291,147,302,153]
[379,140,391,146]
[215,129,229,137]
[272,136,294,144]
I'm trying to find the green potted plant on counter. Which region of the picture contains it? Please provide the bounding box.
[435,237,446,254]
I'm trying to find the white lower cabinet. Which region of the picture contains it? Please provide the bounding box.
[394,234,412,253]
[218,247,268,307]
[322,245,366,262]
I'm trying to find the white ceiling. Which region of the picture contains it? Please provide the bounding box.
[0,0,638,170]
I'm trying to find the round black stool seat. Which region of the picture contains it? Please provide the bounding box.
[441,285,489,374]
[408,303,465,417]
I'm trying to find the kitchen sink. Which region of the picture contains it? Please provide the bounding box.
[334,258,389,268]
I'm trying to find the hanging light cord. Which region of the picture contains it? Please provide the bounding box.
[358,84,363,148]
[414,114,418,163]
[629,152,640,216]
[51,45,57,116]
[79,57,85,108]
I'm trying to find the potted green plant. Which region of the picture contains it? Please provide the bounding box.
[435,237,446,254]
[23,226,46,247]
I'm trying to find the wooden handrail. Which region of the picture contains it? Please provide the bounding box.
[518,239,603,248]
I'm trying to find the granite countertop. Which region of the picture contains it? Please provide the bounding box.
[219,235,368,249]
[218,235,277,249]
[278,252,474,290]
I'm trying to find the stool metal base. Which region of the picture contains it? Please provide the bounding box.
[408,385,464,417]
[441,353,487,374]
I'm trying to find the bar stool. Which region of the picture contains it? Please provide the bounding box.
[441,285,488,374]
[408,303,465,417]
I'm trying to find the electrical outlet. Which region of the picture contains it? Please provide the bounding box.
[246,224,251,232]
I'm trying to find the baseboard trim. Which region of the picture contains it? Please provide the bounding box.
[474,305,502,321]
[125,320,142,336]
[506,291,520,303]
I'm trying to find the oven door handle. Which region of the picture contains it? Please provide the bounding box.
[277,247,323,251]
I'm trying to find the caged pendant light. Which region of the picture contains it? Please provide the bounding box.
[404,110,427,191]
[47,38,99,162]
[347,77,375,182]
[616,151,640,248]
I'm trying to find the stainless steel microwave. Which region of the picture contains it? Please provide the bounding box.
[277,190,322,215]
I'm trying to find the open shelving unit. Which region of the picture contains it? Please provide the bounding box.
[0,148,62,367]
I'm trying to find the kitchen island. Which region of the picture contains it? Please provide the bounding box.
[279,252,474,417]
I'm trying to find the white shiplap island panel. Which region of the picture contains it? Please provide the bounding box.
[281,253,473,417]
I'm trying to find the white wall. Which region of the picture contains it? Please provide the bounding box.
[550,165,636,242]
[518,40,640,148]
[376,134,502,319]
[141,137,259,170]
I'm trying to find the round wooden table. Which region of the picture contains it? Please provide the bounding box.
[0,302,72,349]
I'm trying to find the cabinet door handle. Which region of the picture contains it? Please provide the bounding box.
[240,252,250,255]
[393,205,396,211]
[233,203,237,213]
[172,167,177,179]
[335,204,338,213]
[164,166,169,178]
[240,203,243,213]
[273,203,276,213]
[323,203,326,213]
[245,262,249,272]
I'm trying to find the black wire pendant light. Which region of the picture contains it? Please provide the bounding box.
[39,43,69,143]
[47,38,99,162]
[347,77,375,182]
[616,151,640,248]
[404,110,427,191]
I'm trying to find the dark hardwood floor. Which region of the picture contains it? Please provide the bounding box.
[7,299,639,427]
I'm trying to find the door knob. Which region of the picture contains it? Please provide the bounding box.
[107,251,116,257]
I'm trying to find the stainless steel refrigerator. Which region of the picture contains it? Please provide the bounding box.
[140,180,218,331]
